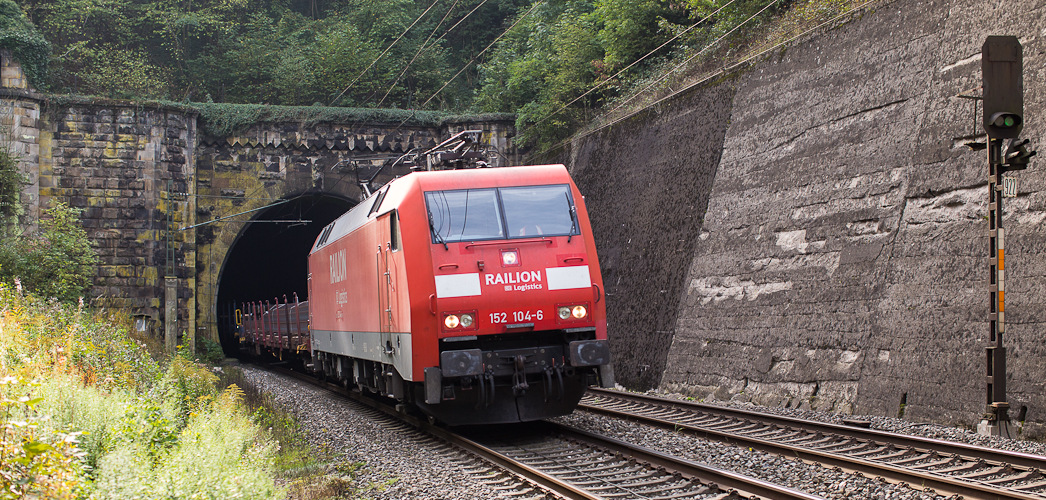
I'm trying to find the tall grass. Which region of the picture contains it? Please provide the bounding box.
[0,284,285,499]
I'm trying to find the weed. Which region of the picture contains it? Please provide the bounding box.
[196,337,226,366]
[0,286,287,499]
[0,376,85,499]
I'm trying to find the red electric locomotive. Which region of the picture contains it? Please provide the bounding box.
[306,164,613,424]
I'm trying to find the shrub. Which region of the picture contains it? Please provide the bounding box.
[0,377,86,500]
[0,286,160,390]
[156,356,220,420]
[196,336,226,365]
[90,386,279,500]
[0,201,98,302]
[0,287,286,499]
[0,147,23,229]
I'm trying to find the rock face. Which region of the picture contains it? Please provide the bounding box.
[564,0,1046,435]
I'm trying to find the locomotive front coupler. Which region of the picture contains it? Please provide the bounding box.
[511,354,531,395]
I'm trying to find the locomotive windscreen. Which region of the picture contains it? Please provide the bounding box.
[426,188,505,242]
[425,184,578,243]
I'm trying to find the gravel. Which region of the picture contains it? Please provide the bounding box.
[646,389,1046,457]
[240,366,1045,499]
[241,366,540,499]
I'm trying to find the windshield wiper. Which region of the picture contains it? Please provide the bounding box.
[566,193,577,243]
[428,211,449,250]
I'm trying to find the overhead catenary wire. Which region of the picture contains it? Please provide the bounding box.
[415,1,543,110]
[381,0,543,136]
[528,0,881,160]
[374,0,493,109]
[525,0,741,131]
[179,198,293,231]
[433,0,491,45]
[328,0,443,107]
[212,0,481,220]
[377,0,464,108]
[340,0,496,178]
[606,0,781,116]
[518,0,779,152]
[189,1,576,231]
[607,0,884,126]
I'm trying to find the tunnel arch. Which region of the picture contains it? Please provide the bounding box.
[214,192,355,351]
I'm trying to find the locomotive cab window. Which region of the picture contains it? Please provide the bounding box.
[425,189,505,243]
[390,210,401,252]
[424,184,578,243]
[501,185,576,238]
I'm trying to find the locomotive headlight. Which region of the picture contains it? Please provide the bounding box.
[558,306,571,319]
[460,313,474,328]
[572,305,588,319]
[501,249,519,266]
[444,315,460,329]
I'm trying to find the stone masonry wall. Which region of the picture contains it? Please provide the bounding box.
[193,122,429,341]
[567,0,1046,434]
[0,50,43,225]
[38,99,197,337]
[194,118,517,342]
[1,45,518,345]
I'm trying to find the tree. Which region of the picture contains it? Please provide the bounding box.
[595,0,683,71]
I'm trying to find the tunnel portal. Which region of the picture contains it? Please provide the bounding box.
[215,194,355,350]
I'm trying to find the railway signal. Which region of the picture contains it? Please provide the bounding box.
[1004,138,1036,170]
[978,35,1036,439]
[983,36,1023,139]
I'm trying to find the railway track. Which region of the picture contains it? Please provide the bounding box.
[580,387,1046,500]
[458,421,821,499]
[261,364,821,499]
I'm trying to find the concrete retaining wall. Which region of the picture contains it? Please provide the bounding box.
[565,0,1046,434]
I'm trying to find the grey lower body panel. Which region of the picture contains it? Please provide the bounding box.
[311,329,413,380]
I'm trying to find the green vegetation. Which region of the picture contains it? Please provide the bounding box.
[6,0,866,149]
[0,201,98,302]
[0,286,279,498]
[0,147,22,229]
[0,0,48,87]
[12,0,527,108]
[0,283,372,498]
[0,141,97,302]
[192,101,444,137]
[476,0,864,147]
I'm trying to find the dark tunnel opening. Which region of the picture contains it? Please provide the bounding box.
[215,193,355,353]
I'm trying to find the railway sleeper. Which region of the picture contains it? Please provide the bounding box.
[985,468,1041,485]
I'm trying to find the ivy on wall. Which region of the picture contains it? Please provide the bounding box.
[0,146,22,228]
[0,0,48,88]
[192,102,515,138]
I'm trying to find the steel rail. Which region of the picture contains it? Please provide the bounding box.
[261,364,821,499]
[582,387,1046,500]
[588,388,1046,469]
[267,364,592,499]
[541,421,824,500]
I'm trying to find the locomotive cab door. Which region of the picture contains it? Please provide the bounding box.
[376,211,402,363]
[375,209,412,396]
